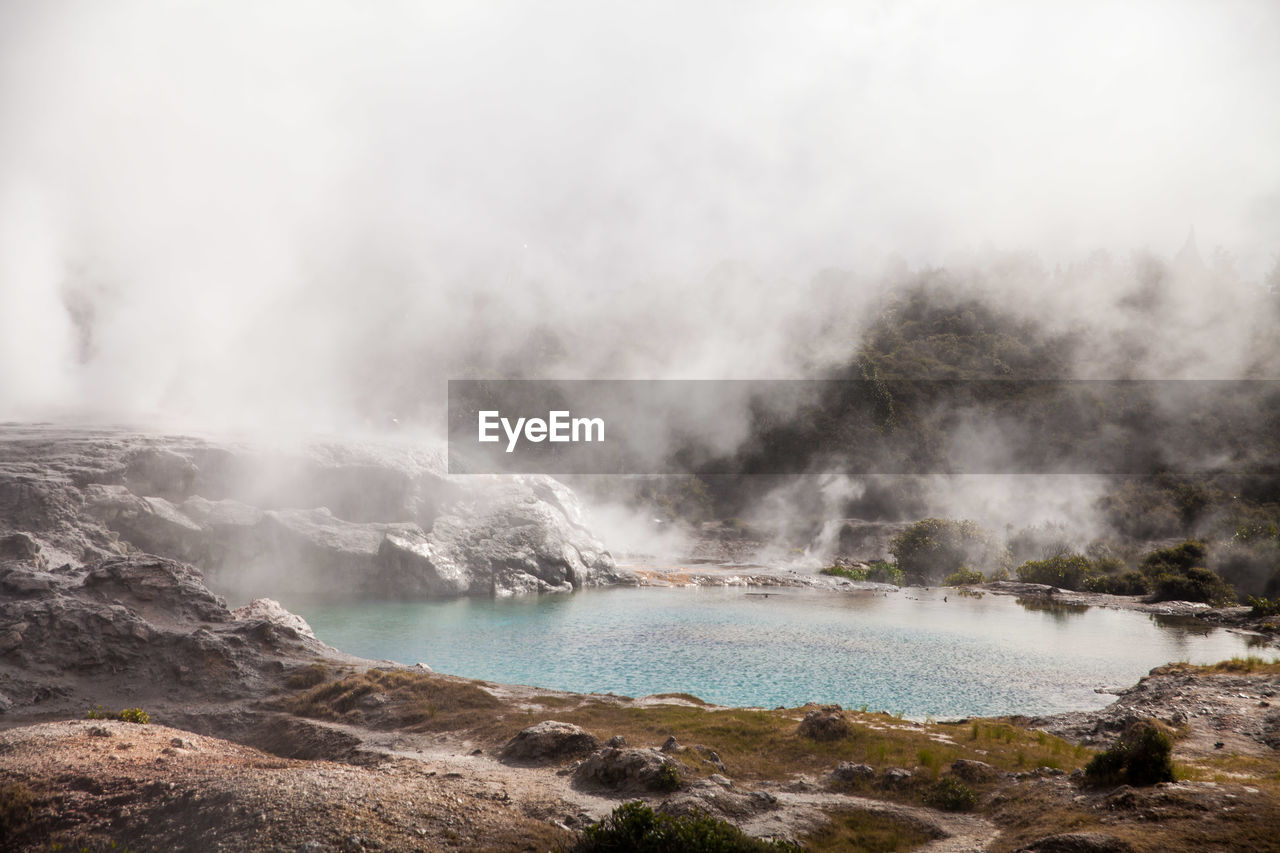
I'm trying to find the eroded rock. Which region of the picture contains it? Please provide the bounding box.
[0,532,43,566]
[0,555,333,716]
[1014,832,1135,853]
[500,721,599,765]
[830,761,875,784]
[951,758,1000,783]
[658,780,778,821]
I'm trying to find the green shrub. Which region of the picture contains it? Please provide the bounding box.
[1016,554,1092,589]
[1083,570,1151,596]
[1091,556,1127,575]
[922,777,977,811]
[822,562,904,586]
[889,519,1008,584]
[85,706,151,724]
[1150,566,1237,607]
[820,565,867,581]
[942,567,984,586]
[567,801,802,852]
[655,762,683,793]
[1248,596,1280,617]
[866,561,905,586]
[1140,540,1209,577]
[118,707,150,724]
[1084,720,1175,787]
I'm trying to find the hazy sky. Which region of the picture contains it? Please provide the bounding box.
[1,1,1277,422]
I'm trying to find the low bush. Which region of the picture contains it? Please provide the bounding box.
[1083,570,1151,596]
[1015,554,1092,589]
[655,762,683,793]
[1248,596,1280,617]
[942,567,984,586]
[1084,720,1174,786]
[85,706,150,724]
[1140,540,1209,577]
[866,561,905,586]
[567,801,801,852]
[820,565,867,581]
[889,518,1009,585]
[0,781,34,839]
[922,777,977,811]
[821,562,905,586]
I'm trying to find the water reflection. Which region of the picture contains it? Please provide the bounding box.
[1148,612,1214,636]
[1014,596,1090,622]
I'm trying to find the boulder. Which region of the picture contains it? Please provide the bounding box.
[658,780,777,820]
[830,762,876,784]
[798,705,851,741]
[951,758,1000,783]
[231,599,319,641]
[425,478,619,597]
[572,747,682,793]
[377,530,470,597]
[500,721,599,764]
[880,767,913,788]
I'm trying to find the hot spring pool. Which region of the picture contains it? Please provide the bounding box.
[296,586,1260,718]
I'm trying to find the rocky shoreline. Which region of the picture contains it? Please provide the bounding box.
[628,565,1280,646]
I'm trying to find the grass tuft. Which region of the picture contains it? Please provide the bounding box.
[84,706,150,724]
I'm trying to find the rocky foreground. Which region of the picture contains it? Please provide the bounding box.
[1,548,1278,851]
[3,427,1280,851]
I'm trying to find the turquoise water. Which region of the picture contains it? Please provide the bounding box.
[297,587,1260,718]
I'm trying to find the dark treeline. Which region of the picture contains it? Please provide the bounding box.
[629,260,1280,597]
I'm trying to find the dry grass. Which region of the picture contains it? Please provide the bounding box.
[1155,656,1280,675]
[799,808,940,852]
[471,702,1091,787]
[987,779,1280,853]
[285,668,502,730]
[284,662,330,689]
[1177,752,1280,795]
[646,692,711,706]
[284,669,1091,787]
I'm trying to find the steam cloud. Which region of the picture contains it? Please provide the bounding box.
[1,2,1278,549]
